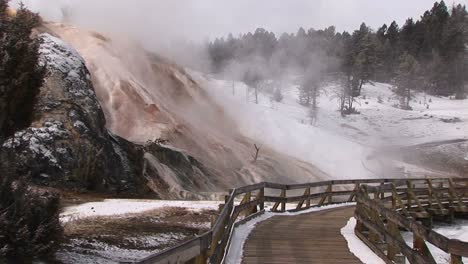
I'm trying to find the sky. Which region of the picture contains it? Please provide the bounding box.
[13,0,468,42]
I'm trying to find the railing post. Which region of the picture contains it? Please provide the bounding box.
[258,188,265,211]
[281,189,286,212]
[450,254,463,264]
[271,189,286,212]
[387,220,399,261]
[319,184,332,206]
[348,183,359,202]
[194,250,208,264]
[296,187,310,210]
[413,232,436,264]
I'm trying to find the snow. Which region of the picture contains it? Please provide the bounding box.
[39,33,95,98]
[202,78,376,179]
[402,220,468,263]
[341,217,385,264]
[73,120,89,133]
[60,199,220,222]
[2,120,68,166]
[225,203,356,264]
[319,83,468,146]
[199,75,468,179]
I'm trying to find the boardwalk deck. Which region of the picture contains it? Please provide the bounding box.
[241,206,362,264]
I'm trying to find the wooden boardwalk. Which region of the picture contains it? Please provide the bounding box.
[241,206,362,264]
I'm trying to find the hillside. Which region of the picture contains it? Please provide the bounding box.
[199,76,468,178]
[28,22,329,198]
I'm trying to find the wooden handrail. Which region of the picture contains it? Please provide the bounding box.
[355,179,468,264]
[136,177,468,264]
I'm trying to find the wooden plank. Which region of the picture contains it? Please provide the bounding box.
[242,206,362,264]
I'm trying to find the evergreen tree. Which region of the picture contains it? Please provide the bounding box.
[396,53,420,110]
[441,4,467,98]
[0,1,45,139]
[272,87,284,102]
[207,1,467,100]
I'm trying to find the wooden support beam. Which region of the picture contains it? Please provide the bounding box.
[319,184,332,206]
[413,233,436,264]
[427,179,445,211]
[272,189,286,212]
[387,220,400,261]
[448,179,467,212]
[348,183,359,202]
[296,187,310,210]
[391,184,411,218]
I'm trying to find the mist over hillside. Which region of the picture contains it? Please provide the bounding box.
[1,1,468,263]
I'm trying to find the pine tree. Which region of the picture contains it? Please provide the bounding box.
[441,4,467,98]
[272,87,283,102]
[0,2,45,139]
[396,53,420,110]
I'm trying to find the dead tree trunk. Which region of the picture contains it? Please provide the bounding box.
[253,144,260,162]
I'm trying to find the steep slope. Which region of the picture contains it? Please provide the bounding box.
[1,33,145,193]
[38,23,328,197]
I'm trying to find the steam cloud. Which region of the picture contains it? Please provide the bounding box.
[12,0,453,50]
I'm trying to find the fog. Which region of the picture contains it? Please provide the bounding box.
[13,0,466,48]
[11,0,467,180]
[13,0,467,71]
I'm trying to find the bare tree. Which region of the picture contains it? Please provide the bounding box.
[253,144,260,162]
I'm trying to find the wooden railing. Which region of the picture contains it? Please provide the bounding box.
[355,178,468,264]
[136,178,468,264]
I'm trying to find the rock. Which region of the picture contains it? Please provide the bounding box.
[1,33,146,194]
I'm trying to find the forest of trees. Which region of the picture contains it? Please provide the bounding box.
[208,1,468,113]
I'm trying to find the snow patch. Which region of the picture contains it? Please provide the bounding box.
[60,199,220,223]
[73,120,89,133]
[2,121,68,166]
[402,220,468,263]
[341,217,385,264]
[39,33,94,98]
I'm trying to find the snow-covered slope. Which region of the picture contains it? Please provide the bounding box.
[316,82,468,146]
[198,76,468,179]
[201,78,375,179]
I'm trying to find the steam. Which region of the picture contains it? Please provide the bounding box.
[11,0,459,180]
[11,0,446,69]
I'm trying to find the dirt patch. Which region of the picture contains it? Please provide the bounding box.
[57,207,217,263]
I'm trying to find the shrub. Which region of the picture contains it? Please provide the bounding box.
[0,153,63,260]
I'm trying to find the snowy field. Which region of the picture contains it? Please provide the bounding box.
[60,199,221,222]
[198,74,468,179]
